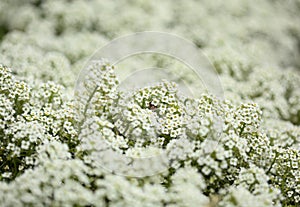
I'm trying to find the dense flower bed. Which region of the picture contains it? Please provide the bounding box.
[0,0,300,206]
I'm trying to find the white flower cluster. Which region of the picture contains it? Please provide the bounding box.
[1,57,300,206]
[218,185,279,207]
[0,65,78,181]
[267,147,300,205]
[1,0,300,88]
[76,61,299,206]
[0,0,300,206]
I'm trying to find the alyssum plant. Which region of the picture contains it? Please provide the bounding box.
[0,61,299,207]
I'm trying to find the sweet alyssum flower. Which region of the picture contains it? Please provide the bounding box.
[0,0,300,206]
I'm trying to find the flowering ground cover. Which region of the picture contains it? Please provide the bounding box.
[0,0,300,206]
